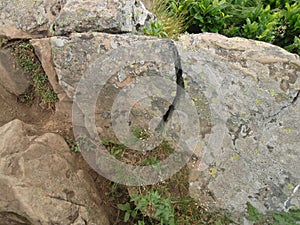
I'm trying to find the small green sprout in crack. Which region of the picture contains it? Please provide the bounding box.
[65,136,81,153]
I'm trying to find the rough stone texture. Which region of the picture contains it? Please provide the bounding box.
[49,32,300,219]
[0,0,153,39]
[0,0,59,39]
[31,38,73,121]
[177,34,300,216]
[53,0,153,35]
[0,49,32,95]
[50,33,178,141]
[0,119,110,225]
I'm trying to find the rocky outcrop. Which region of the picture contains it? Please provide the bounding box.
[1,0,300,222]
[0,0,153,39]
[178,33,300,215]
[0,119,110,225]
[39,31,300,219]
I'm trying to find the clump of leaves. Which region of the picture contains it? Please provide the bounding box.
[162,0,300,54]
[118,190,175,224]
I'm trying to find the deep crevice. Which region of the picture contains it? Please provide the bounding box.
[155,40,184,131]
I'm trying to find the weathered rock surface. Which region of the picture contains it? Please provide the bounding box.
[0,119,110,225]
[0,49,32,95]
[0,0,58,39]
[31,38,73,121]
[53,0,153,35]
[177,33,300,217]
[0,0,153,39]
[46,32,300,219]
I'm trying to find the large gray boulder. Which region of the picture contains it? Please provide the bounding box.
[178,33,300,216]
[43,32,300,220]
[0,119,110,225]
[0,0,153,39]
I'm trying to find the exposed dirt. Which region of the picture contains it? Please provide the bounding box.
[0,83,51,127]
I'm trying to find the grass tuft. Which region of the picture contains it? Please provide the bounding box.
[143,0,192,39]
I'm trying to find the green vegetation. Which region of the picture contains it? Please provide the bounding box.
[142,0,191,39]
[65,136,81,153]
[115,166,233,224]
[118,191,175,224]
[144,0,300,54]
[102,133,232,224]
[2,40,58,107]
[247,202,300,224]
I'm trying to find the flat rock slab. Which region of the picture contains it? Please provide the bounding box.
[0,0,152,39]
[43,32,299,219]
[0,119,110,225]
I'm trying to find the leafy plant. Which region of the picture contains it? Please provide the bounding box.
[118,190,175,224]
[40,88,58,104]
[156,0,300,54]
[101,139,127,159]
[190,0,230,32]
[65,136,81,153]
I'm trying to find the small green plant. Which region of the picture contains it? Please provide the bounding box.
[18,91,34,104]
[118,190,175,224]
[142,156,160,165]
[40,88,58,104]
[101,139,127,159]
[65,136,81,153]
[131,127,151,140]
[143,21,169,38]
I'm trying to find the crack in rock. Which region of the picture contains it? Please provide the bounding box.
[156,40,184,131]
[265,89,300,123]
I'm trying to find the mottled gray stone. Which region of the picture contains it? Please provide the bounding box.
[0,0,153,39]
[0,0,58,39]
[53,0,153,35]
[178,34,300,217]
[48,32,300,220]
